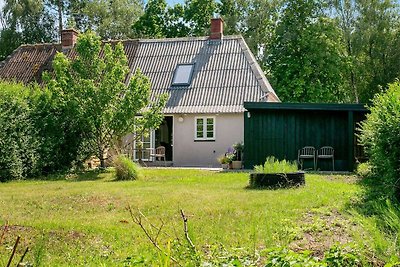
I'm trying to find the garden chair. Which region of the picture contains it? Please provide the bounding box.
[317,146,334,171]
[298,146,316,170]
[149,146,166,167]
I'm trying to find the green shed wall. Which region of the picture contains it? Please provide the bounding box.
[244,104,367,171]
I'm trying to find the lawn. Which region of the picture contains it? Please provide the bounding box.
[0,169,397,266]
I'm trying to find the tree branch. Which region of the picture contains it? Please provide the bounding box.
[180,209,195,250]
[128,205,180,265]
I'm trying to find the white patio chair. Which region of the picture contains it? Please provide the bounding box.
[298,146,316,170]
[317,146,334,171]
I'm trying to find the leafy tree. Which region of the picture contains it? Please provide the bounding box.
[132,0,169,38]
[184,0,218,36]
[0,0,57,60]
[45,31,167,167]
[354,0,400,102]
[332,0,400,103]
[81,0,144,39]
[267,0,350,103]
[132,0,218,38]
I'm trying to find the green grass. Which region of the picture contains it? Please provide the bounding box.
[0,169,398,266]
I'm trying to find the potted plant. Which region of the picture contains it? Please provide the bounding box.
[217,155,230,169]
[232,142,244,169]
[249,156,305,188]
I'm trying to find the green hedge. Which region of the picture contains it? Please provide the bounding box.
[0,81,88,180]
[359,81,400,200]
[0,82,39,181]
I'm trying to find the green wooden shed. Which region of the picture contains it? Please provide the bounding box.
[244,102,368,171]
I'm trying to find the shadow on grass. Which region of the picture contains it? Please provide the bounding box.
[351,174,400,216]
[347,174,400,260]
[29,169,112,182]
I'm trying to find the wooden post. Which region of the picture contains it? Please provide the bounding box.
[347,111,354,171]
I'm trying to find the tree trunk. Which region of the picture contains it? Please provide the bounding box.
[58,0,63,41]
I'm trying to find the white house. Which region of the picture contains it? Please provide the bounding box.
[0,18,279,167]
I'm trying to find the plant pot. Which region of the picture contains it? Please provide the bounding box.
[232,161,242,169]
[249,172,305,188]
[221,163,229,169]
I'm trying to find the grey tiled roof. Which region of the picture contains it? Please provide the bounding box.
[133,36,278,113]
[0,35,279,114]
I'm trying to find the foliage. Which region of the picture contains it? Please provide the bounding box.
[44,31,167,167]
[333,0,400,103]
[267,0,350,103]
[254,156,298,174]
[217,155,230,164]
[263,246,360,266]
[81,0,143,39]
[132,0,218,38]
[0,0,57,61]
[358,81,400,199]
[356,162,373,178]
[0,81,40,181]
[113,155,141,180]
[232,141,244,161]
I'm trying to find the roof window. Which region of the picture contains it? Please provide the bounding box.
[172,64,195,86]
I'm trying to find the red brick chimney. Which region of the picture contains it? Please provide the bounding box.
[61,29,79,49]
[210,18,224,40]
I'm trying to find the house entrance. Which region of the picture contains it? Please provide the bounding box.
[155,116,173,161]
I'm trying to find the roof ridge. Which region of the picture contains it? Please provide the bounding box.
[136,35,242,43]
[19,43,61,48]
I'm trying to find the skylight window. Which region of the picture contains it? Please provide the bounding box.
[172,64,195,86]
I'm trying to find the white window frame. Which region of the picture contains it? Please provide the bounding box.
[133,129,155,162]
[194,116,216,141]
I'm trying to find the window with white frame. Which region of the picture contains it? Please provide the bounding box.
[195,117,215,140]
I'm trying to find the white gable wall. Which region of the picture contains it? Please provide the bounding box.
[172,113,243,167]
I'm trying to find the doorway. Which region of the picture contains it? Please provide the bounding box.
[155,116,173,161]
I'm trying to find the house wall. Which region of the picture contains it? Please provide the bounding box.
[172,113,243,167]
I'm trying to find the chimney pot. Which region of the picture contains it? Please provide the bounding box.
[210,18,224,40]
[61,29,79,49]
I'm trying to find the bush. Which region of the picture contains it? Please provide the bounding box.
[113,154,140,180]
[0,81,40,181]
[254,156,298,174]
[359,81,400,200]
[31,87,90,174]
[356,162,373,178]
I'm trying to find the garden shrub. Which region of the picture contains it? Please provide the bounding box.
[356,162,373,178]
[0,80,90,180]
[113,154,140,180]
[0,81,40,181]
[31,88,90,174]
[359,81,400,200]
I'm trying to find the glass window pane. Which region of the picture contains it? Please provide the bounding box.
[207,131,213,138]
[207,124,213,131]
[197,131,203,138]
[207,118,213,125]
[172,64,194,85]
[197,118,203,125]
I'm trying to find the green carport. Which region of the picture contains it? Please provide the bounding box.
[244,102,368,171]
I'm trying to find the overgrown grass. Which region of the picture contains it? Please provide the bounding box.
[0,169,398,265]
[254,156,298,174]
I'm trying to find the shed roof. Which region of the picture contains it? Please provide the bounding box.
[0,35,279,114]
[244,102,368,112]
